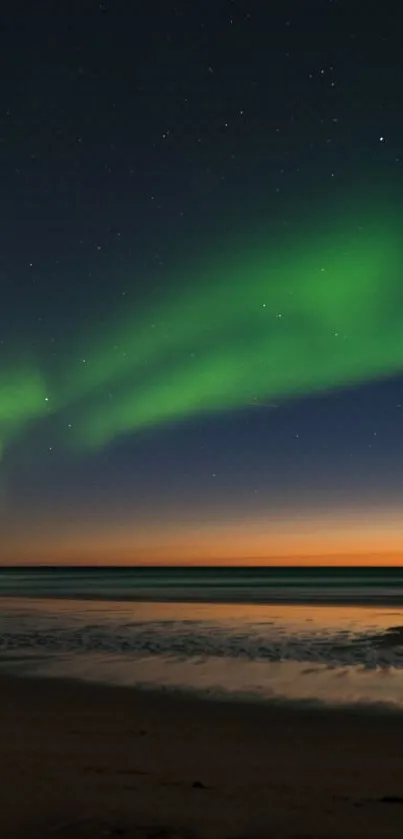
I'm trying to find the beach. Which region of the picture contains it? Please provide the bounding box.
[2,673,403,838]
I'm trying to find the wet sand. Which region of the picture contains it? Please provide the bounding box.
[2,673,403,838]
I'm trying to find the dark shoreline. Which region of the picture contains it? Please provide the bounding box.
[2,668,403,719]
[3,671,403,838]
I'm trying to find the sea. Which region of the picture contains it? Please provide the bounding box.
[2,565,403,711]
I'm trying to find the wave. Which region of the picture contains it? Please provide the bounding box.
[1,602,403,668]
[3,567,403,604]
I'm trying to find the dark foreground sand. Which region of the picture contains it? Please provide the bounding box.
[2,675,403,838]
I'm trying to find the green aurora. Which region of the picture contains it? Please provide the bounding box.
[0,367,48,461]
[1,204,402,459]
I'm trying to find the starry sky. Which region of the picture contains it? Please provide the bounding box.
[1,1,403,565]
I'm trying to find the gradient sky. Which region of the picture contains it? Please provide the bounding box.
[1,1,403,565]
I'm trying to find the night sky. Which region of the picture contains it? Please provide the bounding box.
[1,1,403,565]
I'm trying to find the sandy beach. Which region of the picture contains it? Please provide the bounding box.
[2,675,403,838]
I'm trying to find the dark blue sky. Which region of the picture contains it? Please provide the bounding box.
[1,1,403,563]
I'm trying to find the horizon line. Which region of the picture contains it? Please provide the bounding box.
[2,561,403,570]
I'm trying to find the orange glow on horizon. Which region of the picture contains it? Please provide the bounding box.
[4,508,403,565]
[5,552,403,567]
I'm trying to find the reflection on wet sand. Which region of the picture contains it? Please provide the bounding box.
[2,597,403,709]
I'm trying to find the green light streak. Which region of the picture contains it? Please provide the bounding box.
[70,216,403,449]
[2,201,403,460]
[0,367,48,458]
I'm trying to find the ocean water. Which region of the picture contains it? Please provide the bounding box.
[2,565,403,602]
[2,566,403,710]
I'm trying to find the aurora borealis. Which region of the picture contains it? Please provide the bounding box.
[2,206,403,459]
[1,2,403,565]
[58,207,403,451]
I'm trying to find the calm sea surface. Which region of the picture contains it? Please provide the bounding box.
[2,566,403,602]
[2,566,403,710]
